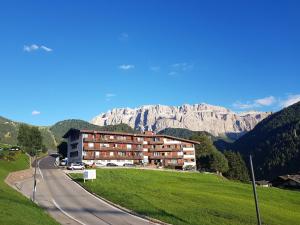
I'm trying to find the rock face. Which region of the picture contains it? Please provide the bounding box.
[91,104,271,137]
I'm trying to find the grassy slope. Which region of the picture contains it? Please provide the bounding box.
[0,152,59,225]
[71,169,300,225]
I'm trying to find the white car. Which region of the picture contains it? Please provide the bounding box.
[60,159,67,166]
[94,162,105,168]
[67,162,85,170]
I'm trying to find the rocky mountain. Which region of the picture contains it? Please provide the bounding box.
[91,103,271,138]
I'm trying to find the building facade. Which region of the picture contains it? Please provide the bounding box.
[63,129,198,169]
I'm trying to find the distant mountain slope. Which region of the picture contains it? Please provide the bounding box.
[0,117,135,149]
[0,116,56,149]
[91,103,270,138]
[231,101,300,179]
[158,128,233,149]
[50,119,135,143]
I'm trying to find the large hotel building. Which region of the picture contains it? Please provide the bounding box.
[63,129,198,169]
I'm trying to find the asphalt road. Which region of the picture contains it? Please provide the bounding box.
[35,156,156,225]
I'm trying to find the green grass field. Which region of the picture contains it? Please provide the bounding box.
[0,151,59,225]
[71,169,300,225]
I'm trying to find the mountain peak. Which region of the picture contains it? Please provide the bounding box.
[91,103,271,137]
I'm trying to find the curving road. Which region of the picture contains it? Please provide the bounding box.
[34,156,155,225]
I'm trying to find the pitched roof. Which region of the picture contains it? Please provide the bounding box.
[63,128,200,144]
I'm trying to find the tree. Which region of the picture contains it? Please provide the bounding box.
[224,150,249,182]
[209,151,229,175]
[190,133,229,174]
[17,124,43,156]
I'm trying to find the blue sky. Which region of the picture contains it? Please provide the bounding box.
[0,0,299,126]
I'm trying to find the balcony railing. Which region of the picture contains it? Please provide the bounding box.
[83,138,143,144]
[83,155,143,160]
[149,155,183,160]
[83,147,143,151]
[148,148,180,152]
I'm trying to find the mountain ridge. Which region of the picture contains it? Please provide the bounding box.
[91,103,271,138]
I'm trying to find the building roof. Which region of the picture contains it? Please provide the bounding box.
[277,175,300,184]
[63,128,200,144]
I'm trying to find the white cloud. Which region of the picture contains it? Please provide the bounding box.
[24,44,39,52]
[105,93,116,98]
[168,62,193,76]
[233,96,276,110]
[119,64,135,70]
[24,44,53,52]
[232,102,255,110]
[40,45,53,52]
[280,94,300,108]
[32,110,41,116]
[254,96,276,106]
[171,62,193,71]
[105,93,116,101]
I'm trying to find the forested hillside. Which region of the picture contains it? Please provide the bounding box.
[0,116,55,149]
[0,117,135,150]
[50,119,135,143]
[231,101,300,179]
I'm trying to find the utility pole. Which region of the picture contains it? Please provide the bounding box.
[249,155,262,225]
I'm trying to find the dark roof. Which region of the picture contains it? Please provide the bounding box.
[274,175,300,184]
[63,128,200,144]
[255,180,269,185]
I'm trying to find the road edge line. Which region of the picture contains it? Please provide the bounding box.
[52,199,87,225]
[66,173,171,225]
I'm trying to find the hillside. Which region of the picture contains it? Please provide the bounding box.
[0,117,135,149]
[0,151,59,225]
[0,117,56,149]
[158,128,234,148]
[71,169,300,225]
[50,119,135,143]
[91,103,270,138]
[231,101,300,179]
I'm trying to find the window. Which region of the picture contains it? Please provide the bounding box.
[71,143,78,149]
[127,144,132,149]
[178,152,183,156]
[82,134,88,138]
[110,152,114,156]
[88,143,94,148]
[70,151,78,158]
[154,152,160,156]
[109,135,114,140]
[171,159,177,164]
[95,151,99,157]
[118,152,126,156]
[100,143,109,148]
[137,137,143,142]
[83,151,87,156]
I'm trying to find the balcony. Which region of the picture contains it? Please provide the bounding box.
[148,148,179,152]
[148,140,164,145]
[83,147,143,152]
[83,138,143,144]
[83,155,143,160]
[149,155,183,160]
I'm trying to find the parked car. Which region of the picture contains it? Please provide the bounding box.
[106,162,118,167]
[60,158,68,166]
[83,161,94,168]
[123,163,135,167]
[67,162,85,170]
[94,162,105,167]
